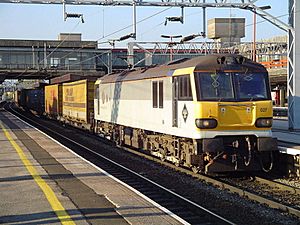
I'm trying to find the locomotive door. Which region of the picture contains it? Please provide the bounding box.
[172,77,179,127]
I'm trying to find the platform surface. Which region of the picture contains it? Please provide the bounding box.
[0,109,184,225]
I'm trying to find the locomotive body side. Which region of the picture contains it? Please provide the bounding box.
[94,67,198,139]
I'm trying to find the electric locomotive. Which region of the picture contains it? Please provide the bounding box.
[93,54,277,174]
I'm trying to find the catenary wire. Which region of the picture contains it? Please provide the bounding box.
[56,6,174,62]
[14,9,295,80]
[38,20,82,66]
[14,6,174,79]
[65,9,292,68]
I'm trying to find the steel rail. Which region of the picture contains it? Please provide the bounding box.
[254,176,300,195]
[121,146,300,219]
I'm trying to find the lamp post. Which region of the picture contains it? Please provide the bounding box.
[252,5,271,62]
[161,35,182,61]
[253,10,256,62]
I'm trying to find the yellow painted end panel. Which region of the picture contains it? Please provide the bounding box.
[58,85,62,114]
[172,67,195,76]
[45,84,62,115]
[194,100,273,131]
[87,81,95,115]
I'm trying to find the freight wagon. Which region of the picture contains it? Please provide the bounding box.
[61,79,95,129]
[16,88,44,115]
[44,84,63,118]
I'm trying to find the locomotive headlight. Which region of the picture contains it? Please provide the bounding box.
[255,118,273,128]
[195,119,218,129]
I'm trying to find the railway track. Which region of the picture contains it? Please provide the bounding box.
[219,176,300,217]
[120,144,300,218]
[3,103,233,225]
[3,102,300,224]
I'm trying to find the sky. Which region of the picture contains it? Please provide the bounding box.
[0,0,289,47]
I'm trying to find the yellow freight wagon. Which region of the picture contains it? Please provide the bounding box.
[62,79,95,126]
[45,84,62,117]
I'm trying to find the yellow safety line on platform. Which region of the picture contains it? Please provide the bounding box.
[0,121,75,225]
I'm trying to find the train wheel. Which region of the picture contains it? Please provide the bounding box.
[259,151,274,172]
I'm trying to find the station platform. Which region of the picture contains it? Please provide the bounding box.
[272,119,300,155]
[0,109,185,225]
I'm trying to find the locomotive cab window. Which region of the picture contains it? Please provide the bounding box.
[235,72,270,100]
[178,75,192,101]
[194,72,270,101]
[152,81,163,108]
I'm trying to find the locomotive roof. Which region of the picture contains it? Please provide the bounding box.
[98,54,267,84]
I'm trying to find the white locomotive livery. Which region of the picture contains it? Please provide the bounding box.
[93,54,277,174]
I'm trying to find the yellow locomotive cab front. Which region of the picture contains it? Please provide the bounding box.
[195,100,273,131]
[192,56,278,173]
